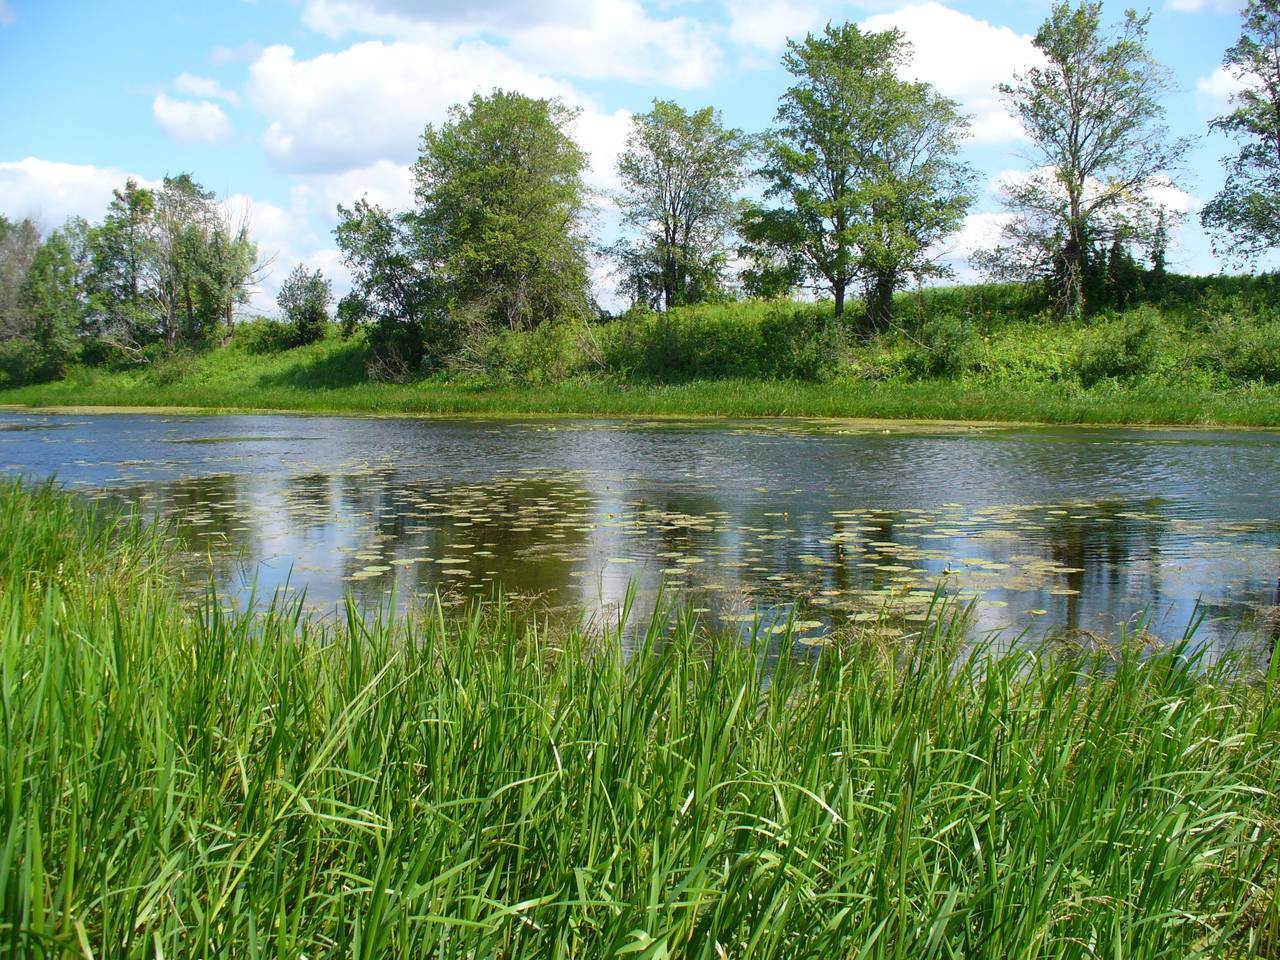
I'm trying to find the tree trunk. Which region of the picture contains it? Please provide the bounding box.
[864,273,895,335]
[833,283,846,320]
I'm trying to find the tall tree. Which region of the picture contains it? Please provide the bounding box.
[742,23,974,329]
[334,198,448,372]
[614,100,749,310]
[16,232,81,381]
[0,216,41,341]
[87,179,156,349]
[1201,0,1280,261]
[154,173,219,347]
[414,90,592,333]
[984,2,1185,318]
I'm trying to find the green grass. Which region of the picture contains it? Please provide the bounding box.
[6,278,1280,425]
[3,479,1278,957]
[3,337,1280,426]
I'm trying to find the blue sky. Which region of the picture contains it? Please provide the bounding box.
[0,0,1256,309]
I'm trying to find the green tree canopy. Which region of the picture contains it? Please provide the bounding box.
[0,216,41,342]
[1201,0,1280,262]
[983,2,1185,318]
[414,90,592,333]
[741,23,974,331]
[614,100,749,310]
[277,264,333,346]
[15,231,81,381]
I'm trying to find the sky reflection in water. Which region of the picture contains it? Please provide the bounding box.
[3,411,1279,653]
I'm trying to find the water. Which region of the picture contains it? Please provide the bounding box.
[4,409,1279,651]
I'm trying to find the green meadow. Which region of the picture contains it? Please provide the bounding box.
[2,478,1277,957]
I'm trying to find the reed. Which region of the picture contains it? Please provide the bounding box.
[2,480,1277,958]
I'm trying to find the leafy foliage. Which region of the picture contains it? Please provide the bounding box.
[981,3,1185,318]
[743,23,974,331]
[1201,0,1280,261]
[1074,306,1163,385]
[415,90,592,332]
[614,100,749,310]
[276,264,332,345]
[334,198,449,375]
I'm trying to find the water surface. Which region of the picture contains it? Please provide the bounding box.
[4,410,1278,651]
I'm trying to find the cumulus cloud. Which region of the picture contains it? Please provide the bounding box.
[299,0,720,87]
[0,158,154,228]
[726,0,820,55]
[153,93,235,145]
[173,73,240,105]
[860,3,1041,145]
[247,39,631,185]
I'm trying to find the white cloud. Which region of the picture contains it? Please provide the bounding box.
[173,73,240,105]
[291,160,417,218]
[727,0,820,55]
[862,3,1041,145]
[210,41,262,65]
[152,94,235,145]
[247,39,631,184]
[299,0,720,87]
[0,158,153,228]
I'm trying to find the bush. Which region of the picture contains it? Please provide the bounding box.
[145,349,197,386]
[1074,307,1163,386]
[233,317,301,355]
[277,265,333,346]
[602,301,843,381]
[904,313,980,379]
[1201,316,1280,383]
[457,320,600,386]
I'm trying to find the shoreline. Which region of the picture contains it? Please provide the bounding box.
[3,390,1280,432]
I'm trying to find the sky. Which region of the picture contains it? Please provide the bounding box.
[0,0,1259,312]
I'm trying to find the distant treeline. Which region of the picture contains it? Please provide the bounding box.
[3,0,1280,388]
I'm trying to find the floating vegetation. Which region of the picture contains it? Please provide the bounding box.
[4,412,1280,652]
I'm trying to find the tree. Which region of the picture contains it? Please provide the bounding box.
[614,100,749,310]
[0,216,41,341]
[1201,0,1280,261]
[15,232,81,381]
[742,23,974,330]
[334,198,448,372]
[277,264,333,345]
[154,173,219,347]
[194,206,260,340]
[414,90,592,333]
[88,179,156,344]
[984,2,1185,318]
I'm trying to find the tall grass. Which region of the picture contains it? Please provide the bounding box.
[2,479,1278,957]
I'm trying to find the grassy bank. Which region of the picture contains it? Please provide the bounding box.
[3,479,1278,957]
[5,280,1280,426]
[3,335,1280,426]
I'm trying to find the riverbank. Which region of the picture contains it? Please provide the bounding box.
[7,281,1280,427]
[4,358,1280,426]
[4,478,1278,957]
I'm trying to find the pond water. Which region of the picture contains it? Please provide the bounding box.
[3,410,1279,652]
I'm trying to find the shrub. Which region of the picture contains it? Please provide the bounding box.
[145,349,197,386]
[457,320,600,386]
[1201,316,1280,383]
[277,265,333,346]
[1074,307,1162,386]
[233,317,299,355]
[602,301,843,381]
[904,313,980,379]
